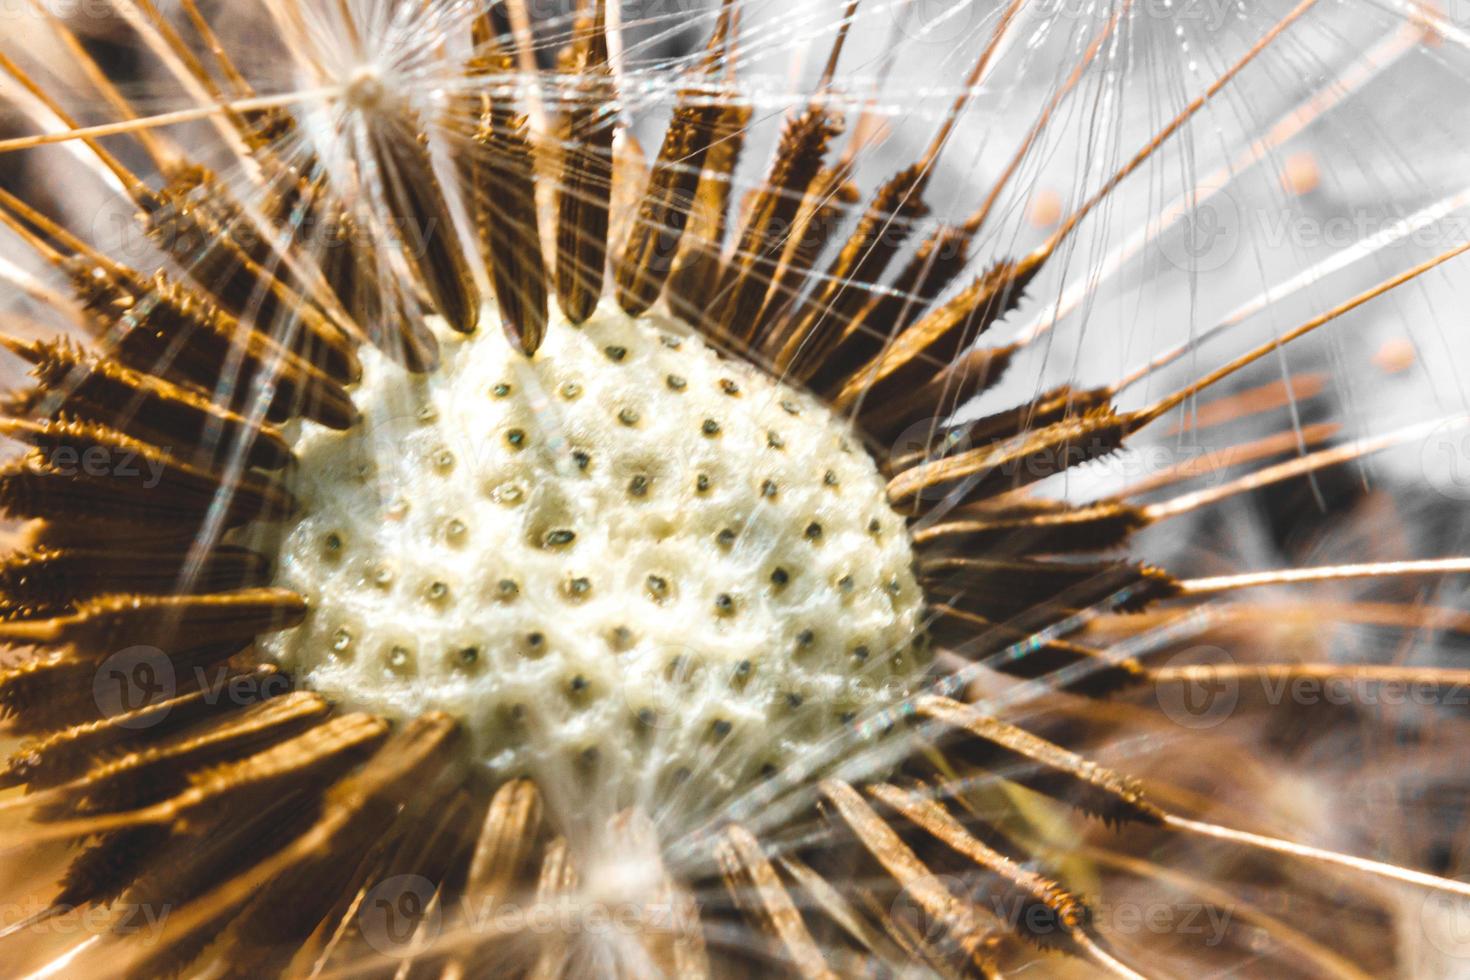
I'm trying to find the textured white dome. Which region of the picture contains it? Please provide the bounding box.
[258,302,926,810]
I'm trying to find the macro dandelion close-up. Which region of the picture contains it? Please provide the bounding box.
[2,0,1470,975]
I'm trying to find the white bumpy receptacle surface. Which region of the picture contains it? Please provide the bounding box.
[259,303,926,809]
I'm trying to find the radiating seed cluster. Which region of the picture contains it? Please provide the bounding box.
[258,303,926,800]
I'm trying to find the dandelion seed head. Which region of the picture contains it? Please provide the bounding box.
[258,302,927,810]
[2,1,1468,974]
